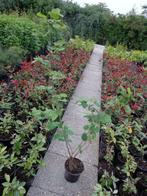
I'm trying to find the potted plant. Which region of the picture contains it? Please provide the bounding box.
[0,144,17,181]
[122,154,137,177]
[54,100,112,182]
[0,112,14,145]
[129,136,145,158]
[119,177,138,196]
[137,174,147,189]
[92,183,111,196]
[16,133,46,188]
[2,174,26,196]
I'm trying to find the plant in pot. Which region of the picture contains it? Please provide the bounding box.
[2,174,26,196]
[92,183,111,196]
[119,176,139,196]
[129,136,145,158]
[122,154,137,177]
[0,112,14,144]
[117,140,130,165]
[16,133,46,188]
[137,173,147,189]
[99,170,119,194]
[101,125,116,163]
[0,143,18,181]
[54,100,112,182]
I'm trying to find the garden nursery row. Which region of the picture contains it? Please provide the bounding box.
[0,8,95,195]
[93,45,147,196]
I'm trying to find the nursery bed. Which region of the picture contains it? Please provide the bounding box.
[97,50,147,195]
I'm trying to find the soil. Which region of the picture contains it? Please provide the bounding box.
[65,157,84,174]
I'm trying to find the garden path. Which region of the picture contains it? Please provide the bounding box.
[27,44,104,196]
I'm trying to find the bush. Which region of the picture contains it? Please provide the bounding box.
[106,45,147,67]
[0,46,25,75]
[69,36,94,52]
[0,14,48,52]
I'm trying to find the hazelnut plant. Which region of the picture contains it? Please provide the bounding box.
[54,100,111,171]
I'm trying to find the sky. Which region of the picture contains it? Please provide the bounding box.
[71,0,147,14]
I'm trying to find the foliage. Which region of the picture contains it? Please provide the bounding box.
[0,14,48,52]
[0,8,70,73]
[69,36,94,52]
[97,44,146,195]
[54,100,111,158]
[0,1,146,50]
[106,45,147,66]
[92,183,111,196]
[0,46,25,75]
[2,174,25,196]
[0,39,91,193]
[99,171,118,194]
[122,177,138,194]
[0,0,63,14]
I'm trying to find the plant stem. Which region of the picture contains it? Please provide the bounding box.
[71,141,84,157]
[65,139,72,157]
[73,143,89,158]
[72,142,87,157]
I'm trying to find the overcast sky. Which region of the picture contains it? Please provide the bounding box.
[71,0,147,14]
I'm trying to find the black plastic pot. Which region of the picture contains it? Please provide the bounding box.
[0,73,9,83]
[140,190,147,196]
[117,153,126,165]
[64,158,84,183]
[129,145,142,158]
[15,167,34,189]
[137,158,147,172]
[141,137,147,145]
[118,183,137,196]
[0,134,13,148]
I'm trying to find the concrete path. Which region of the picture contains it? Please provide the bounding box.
[27,44,104,196]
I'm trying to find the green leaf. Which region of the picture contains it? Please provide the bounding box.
[5,174,10,182]
[124,105,132,114]
[49,9,63,20]
[81,133,88,141]
[47,121,60,131]
[36,12,47,19]
[79,100,88,108]
[98,112,112,124]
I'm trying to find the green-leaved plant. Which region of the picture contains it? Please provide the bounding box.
[2,174,26,196]
[54,100,111,159]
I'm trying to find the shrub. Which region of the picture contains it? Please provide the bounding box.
[0,46,25,76]
[0,14,48,52]
[69,36,94,52]
[106,45,147,66]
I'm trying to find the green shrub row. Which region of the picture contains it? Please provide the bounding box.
[106,45,147,67]
[0,9,70,74]
[0,14,48,52]
[1,0,146,50]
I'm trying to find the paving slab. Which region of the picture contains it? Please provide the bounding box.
[27,44,104,196]
[27,186,62,196]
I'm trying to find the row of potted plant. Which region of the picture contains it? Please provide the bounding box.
[93,47,146,196]
[0,38,94,195]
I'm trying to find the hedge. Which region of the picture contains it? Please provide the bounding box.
[0,14,48,52]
